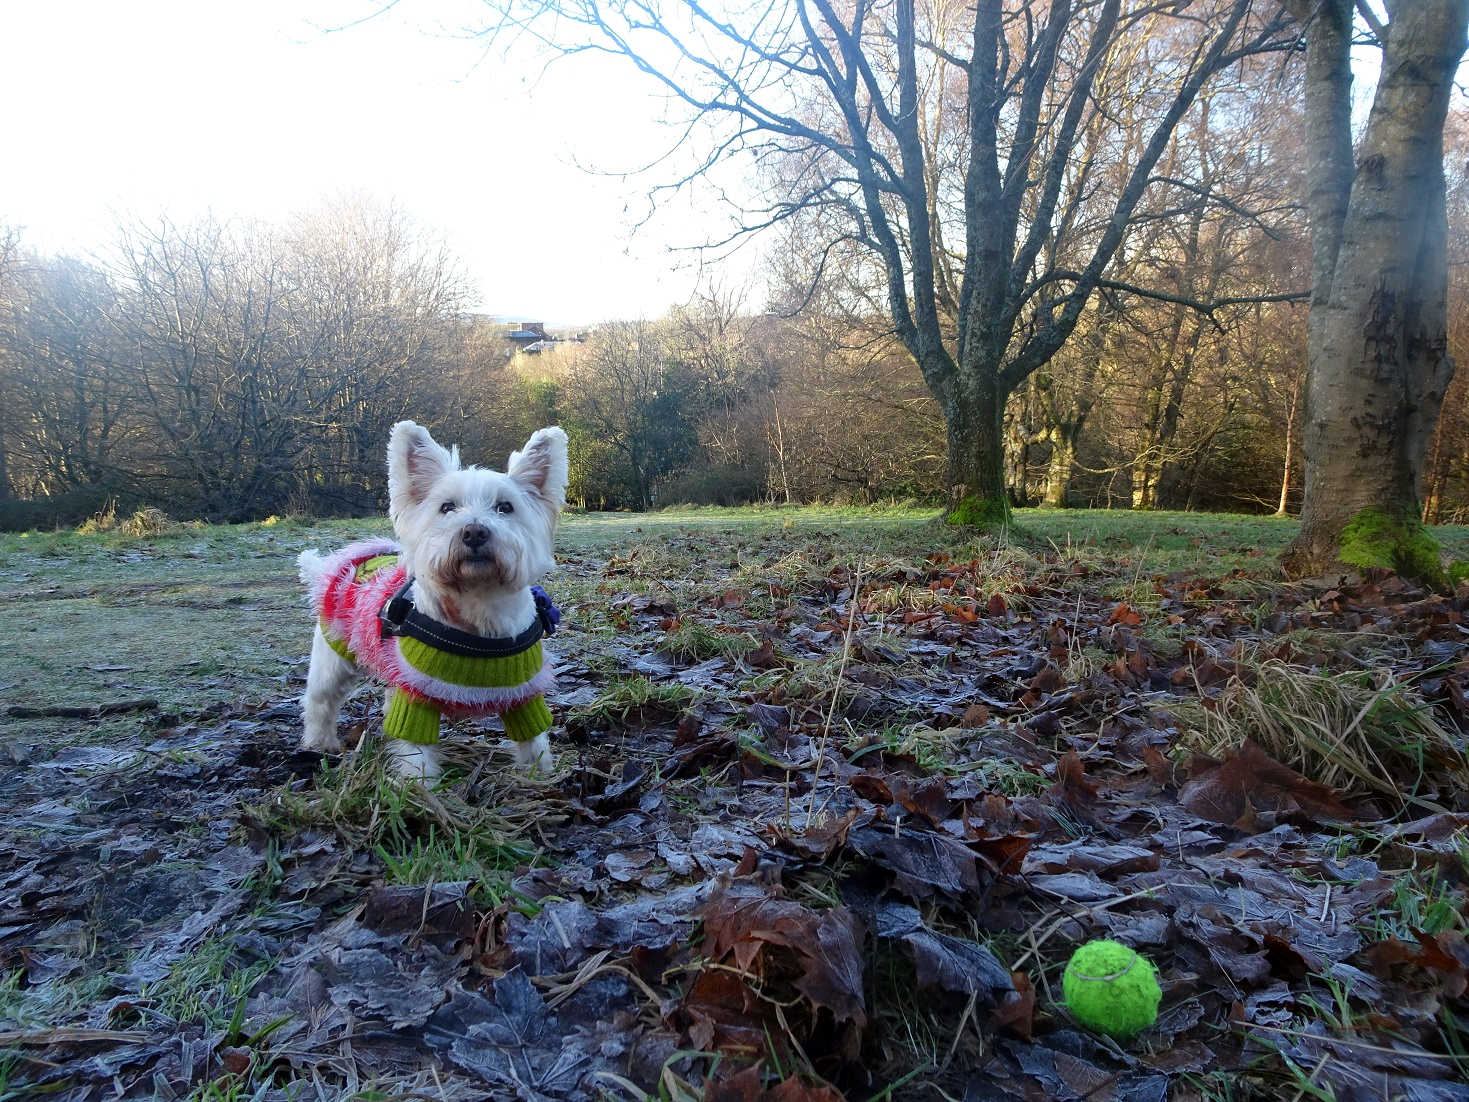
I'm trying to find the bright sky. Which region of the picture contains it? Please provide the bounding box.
[0,0,747,323]
[1,2,1424,326]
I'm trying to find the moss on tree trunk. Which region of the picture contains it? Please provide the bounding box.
[1337,508,1450,589]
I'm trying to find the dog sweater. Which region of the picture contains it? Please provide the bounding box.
[310,539,555,746]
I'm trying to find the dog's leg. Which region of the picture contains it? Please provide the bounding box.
[383,731,442,784]
[512,731,555,774]
[384,739,442,783]
[300,625,359,753]
[377,688,442,783]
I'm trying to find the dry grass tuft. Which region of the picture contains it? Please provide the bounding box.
[259,737,560,858]
[118,506,175,536]
[732,546,834,592]
[567,675,697,731]
[660,620,758,663]
[1171,657,1469,805]
[76,502,176,537]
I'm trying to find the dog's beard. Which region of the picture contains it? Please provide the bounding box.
[438,547,511,591]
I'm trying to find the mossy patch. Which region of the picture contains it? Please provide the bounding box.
[1338,508,1449,589]
[946,494,1010,526]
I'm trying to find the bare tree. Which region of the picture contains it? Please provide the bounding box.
[472,0,1295,520]
[558,320,705,508]
[1031,301,1116,508]
[0,254,133,497]
[284,198,472,510]
[1423,112,1469,523]
[0,225,22,500]
[110,202,470,520]
[1282,0,1469,577]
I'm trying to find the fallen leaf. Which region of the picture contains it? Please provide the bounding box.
[1178,741,1355,826]
[872,901,1012,1003]
[700,883,866,1028]
[989,972,1036,1040]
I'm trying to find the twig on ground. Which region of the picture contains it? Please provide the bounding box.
[7,698,158,718]
[808,557,864,829]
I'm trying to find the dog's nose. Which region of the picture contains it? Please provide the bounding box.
[461,523,492,549]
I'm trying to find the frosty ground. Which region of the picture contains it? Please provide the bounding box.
[2,506,1468,1101]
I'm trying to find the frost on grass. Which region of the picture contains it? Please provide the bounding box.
[1,508,1468,1099]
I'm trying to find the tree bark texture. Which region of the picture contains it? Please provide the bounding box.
[945,381,1008,519]
[1286,0,1468,573]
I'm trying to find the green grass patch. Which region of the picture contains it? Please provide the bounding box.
[137,933,275,1030]
[251,740,539,898]
[660,620,758,663]
[1371,869,1468,942]
[567,674,697,730]
[0,966,113,1032]
[377,825,531,908]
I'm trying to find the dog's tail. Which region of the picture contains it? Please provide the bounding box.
[297,549,329,588]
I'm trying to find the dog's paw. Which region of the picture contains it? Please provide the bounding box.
[512,732,555,775]
[300,728,344,754]
[384,739,442,784]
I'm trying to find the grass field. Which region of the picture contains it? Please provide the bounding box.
[2,506,1468,1100]
[8,504,1463,730]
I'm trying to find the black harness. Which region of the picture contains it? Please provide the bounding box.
[378,579,559,659]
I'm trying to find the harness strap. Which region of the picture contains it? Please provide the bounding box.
[379,578,558,658]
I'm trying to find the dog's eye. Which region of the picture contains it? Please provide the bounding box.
[495,500,515,515]
[439,501,457,514]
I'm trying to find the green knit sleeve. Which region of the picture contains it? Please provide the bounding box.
[384,688,441,745]
[501,694,553,743]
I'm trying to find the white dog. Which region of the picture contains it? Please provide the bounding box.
[297,421,568,782]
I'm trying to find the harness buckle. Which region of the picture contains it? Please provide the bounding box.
[379,578,415,638]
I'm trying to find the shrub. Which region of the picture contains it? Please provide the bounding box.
[658,464,768,506]
[0,486,122,532]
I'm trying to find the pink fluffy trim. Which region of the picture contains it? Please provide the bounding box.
[306,537,401,610]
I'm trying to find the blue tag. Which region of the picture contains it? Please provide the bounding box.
[532,586,560,635]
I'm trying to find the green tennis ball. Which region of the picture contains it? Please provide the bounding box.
[1062,940,1161,1039]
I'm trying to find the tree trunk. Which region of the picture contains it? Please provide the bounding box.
[1042,427,1076,508]
[1275,373,1301,516]
[1422,412,1447,523]
[945,379,1009,522]
[1004,401,1036,506]
[0,420,10,500]
[1132,440,1159,510]
[1285,0,1468,576]
[768,392,792,504]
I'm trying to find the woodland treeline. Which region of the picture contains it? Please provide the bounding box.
[1,105,1467,526]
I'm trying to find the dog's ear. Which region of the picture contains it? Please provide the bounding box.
[388,421,456,519]
[508,426,569,513]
